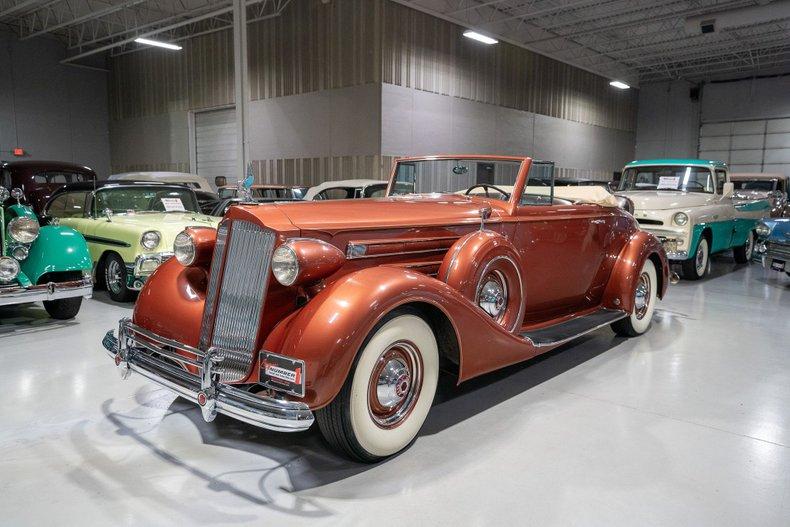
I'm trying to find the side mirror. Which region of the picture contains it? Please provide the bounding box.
[103,208,113,222]
[722,182,734,198]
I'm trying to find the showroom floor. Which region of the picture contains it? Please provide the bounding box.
[1,255,788,526]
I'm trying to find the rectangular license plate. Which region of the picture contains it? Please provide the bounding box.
[770,259,786,272]
[260,352,306,397]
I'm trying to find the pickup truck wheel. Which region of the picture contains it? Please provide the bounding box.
[316,310,439,462]
[733,230,754,264]
[43,297,83,320]
[612,259,657,337]
[104,253,135,303]
[682,237,709,280]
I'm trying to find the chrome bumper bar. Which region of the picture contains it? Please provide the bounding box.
[0,277,92,307]
[101,318,314,433]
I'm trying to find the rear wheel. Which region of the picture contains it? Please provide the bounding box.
[316,309,439,462]
[612,259,658,337]
[104,253,135,303]
[682,237,709,280]
[733,230,754,264]
[43,297,83,320]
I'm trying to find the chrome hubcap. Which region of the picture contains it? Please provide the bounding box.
[106,260,123,294]
[368,341,422,429]
[634,272,651,320]
[477,271,507,320]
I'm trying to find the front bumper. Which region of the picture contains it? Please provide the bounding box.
[0,277,92,307]
[101,318,314,432]
[638,225,691,261]
[757,241,790,271]
[126,252,174,290]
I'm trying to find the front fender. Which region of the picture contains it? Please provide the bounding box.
[266,266,536,410]
[20,225,92,284]
[601,230,669,313]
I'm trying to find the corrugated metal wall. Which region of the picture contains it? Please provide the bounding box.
[380,1,636,132]
[109,29,234,121]
[248,0,381,100]
[254,155,393,186]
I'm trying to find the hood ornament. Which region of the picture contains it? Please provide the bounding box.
[238,163,255,202]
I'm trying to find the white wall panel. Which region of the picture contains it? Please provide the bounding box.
[731,135,764,149]
[767,119,790,133]
[699,136,730,150]
[766,134,790,149]
[765,149,790,164]
[730,150,763,164]
[195,108,236,184]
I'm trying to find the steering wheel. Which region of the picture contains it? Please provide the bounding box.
[464,184,510,200]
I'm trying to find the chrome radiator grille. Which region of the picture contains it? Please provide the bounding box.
[199,220,275,382]
[766,241,790,260]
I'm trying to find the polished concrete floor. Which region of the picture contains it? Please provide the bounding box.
[1,255,788,526]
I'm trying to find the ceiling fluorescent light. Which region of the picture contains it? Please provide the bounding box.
[134,37,182,50]
[463,30,498,45]
[609,80,630,90]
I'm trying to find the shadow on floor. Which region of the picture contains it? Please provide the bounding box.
[0,303,78,336]
[97,330,625,502]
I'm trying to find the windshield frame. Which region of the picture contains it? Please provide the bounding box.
[91,184,201,217]
[618,164,719,194]
[386,155,532,214]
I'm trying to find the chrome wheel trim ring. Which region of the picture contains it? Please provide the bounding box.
[368,341,423,429]
[634,272,651,320]
[106,259,123,294]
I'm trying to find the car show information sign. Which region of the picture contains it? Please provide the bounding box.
[657,176,680,190]
[161,197,186,212]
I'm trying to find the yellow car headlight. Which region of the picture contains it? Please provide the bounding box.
[673,212,689,226]
[8,217,40,244]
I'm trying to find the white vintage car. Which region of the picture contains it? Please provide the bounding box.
[616,159,770,280]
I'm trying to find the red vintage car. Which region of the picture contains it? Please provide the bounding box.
[102,155,669,462]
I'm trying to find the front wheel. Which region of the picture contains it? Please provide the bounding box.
[104,253,135,303]
[682,237,709,280]
[612,259,658,337]
[733,230,754,264]
[316,309,439,462]
[43,297,83,320]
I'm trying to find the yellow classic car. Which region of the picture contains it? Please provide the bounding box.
[44,181,219,301]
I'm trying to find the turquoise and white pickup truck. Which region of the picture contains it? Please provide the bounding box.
[616,159,770,280]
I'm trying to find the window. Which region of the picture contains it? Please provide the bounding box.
[34,171,93,184]
[715,170,727,194]
[48,192,89,218]
[316,188,355,200]
[520,161,556,206]
[619,166,715,193]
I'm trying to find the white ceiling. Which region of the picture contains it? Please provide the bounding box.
[0,0,788,83]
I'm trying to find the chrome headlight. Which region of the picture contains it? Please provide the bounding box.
[673,212,689,226]
[755,222,771,238]
[0,186,9,202]
[140,230,161,250]
[173,231,196,266]
[8,217,40,243]
[272,245,299,286]
[0,256,20,281]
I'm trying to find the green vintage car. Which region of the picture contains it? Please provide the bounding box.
[44,181,220,302]
[1,186,92,319]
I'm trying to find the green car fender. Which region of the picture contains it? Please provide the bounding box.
[4,203,37,222]
[20,225,92,285]
[687,218,761,258]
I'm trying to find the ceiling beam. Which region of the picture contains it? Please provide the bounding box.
[20,0,147,40]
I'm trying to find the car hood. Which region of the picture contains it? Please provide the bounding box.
[268,195,503,231]
[616,191,714,210]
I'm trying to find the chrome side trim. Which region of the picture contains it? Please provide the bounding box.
[102,319,314,433]
[521,308,628,348]
[0,277,92,307]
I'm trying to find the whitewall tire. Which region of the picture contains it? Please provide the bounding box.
[316,309,439,462]
[682,237,709,280]
[612,258,658,337]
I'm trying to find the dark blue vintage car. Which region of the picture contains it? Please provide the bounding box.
[755,218,790,276]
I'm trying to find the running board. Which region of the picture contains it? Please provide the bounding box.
[521,308,627,348]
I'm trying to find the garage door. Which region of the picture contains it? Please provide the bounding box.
[698,117,790,175]
[195,108,237,186]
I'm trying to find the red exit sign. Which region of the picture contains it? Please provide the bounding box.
[12,147,25,156]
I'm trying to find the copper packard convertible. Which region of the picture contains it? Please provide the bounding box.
[102,155,669,461]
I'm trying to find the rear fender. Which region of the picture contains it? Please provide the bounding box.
[265,266,532,409]
[601,230,669,313]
